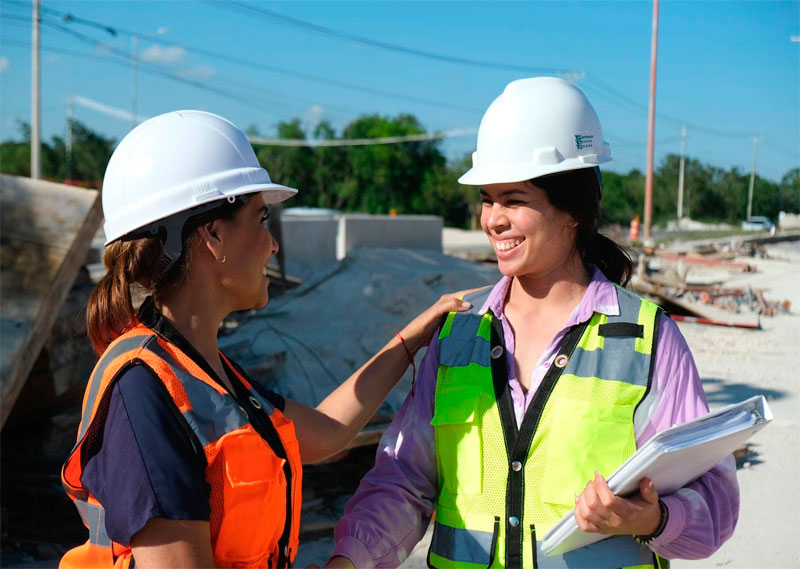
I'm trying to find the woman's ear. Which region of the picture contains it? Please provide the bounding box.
[196,220,225,261]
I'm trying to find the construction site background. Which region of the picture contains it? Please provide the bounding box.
[1,174,799,568]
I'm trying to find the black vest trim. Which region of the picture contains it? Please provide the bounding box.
[498,320,590,569]
[598,322,644,338]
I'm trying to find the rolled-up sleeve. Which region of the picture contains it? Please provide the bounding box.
[641,315,740,559]
[332,336,441,568]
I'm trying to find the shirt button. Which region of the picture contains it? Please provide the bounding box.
[249,395,263,410]
[491,345,504,359]
[511,461,522,472]
[509,516,520,528]
[544,361,551,368]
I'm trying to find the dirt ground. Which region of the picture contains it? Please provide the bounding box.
[2,238,797,568]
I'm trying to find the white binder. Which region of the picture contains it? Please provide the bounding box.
[541,395,772,556]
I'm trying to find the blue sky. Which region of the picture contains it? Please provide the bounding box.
[1,1,798,183]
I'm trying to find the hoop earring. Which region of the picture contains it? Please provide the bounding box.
[216,255,226,263]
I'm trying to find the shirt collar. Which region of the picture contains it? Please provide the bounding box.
[478,265,621,324]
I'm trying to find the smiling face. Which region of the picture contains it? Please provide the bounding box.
[217,192,278,311]
[480,181,580,281]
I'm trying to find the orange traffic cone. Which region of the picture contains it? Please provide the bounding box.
[629,215,640,241]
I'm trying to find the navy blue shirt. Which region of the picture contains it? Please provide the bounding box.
[81,299,285,546]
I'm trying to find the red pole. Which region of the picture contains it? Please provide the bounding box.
[643,0,659,241]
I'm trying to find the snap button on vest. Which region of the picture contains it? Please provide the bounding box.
[508,516,520,527]
[554,354,569,368]
[249,395,262,409]
[511,460,522,472]
[490,345,504,359]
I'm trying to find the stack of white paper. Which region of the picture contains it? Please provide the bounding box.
[542,395,772,556]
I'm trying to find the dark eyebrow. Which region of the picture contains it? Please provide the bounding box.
[479,188,528,198]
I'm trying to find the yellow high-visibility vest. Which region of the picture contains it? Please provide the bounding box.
[429,285,668,569]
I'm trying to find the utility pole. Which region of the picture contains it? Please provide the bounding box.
[643,0,660,242]
[30,0,41,179]
[746,135,760,220]
[66,97,73,182]
[677,125,687,220]
[131,36,139,129]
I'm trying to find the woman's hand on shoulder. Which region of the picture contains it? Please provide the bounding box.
[399,287,488,353]
[574,471,662,537]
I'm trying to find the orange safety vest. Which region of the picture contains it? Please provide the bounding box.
[60,323,303,568]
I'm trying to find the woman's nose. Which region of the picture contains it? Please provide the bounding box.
[484,203,508,231]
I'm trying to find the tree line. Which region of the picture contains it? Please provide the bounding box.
[2,116,798,229]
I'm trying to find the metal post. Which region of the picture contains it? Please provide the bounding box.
[66,97,73,182]
[30,0,41,179]
[131,36,138,129]
[677,125,686,220]
[643,0,659,241]
[746,135,760,220]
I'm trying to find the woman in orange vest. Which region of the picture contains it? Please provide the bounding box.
[60,110,472,569]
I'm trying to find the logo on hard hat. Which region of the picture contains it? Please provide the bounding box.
[574,134,594,150]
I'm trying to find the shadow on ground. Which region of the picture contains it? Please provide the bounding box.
[701,377,787,407]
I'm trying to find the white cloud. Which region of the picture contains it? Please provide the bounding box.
[177,65,216,80]
[306,104,325,123]
[139,45,185,65]
[0,57,8,73]
[303,104,326,133]
[156,26,169,36]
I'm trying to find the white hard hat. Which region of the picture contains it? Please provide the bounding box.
[102,110,297,244]
[458,77,611,186]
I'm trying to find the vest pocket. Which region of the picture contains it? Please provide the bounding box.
[431,384,483,496]
[212,429,286,565]
[540,398,635,509]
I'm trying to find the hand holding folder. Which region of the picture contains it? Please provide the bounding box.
[541,395,772,556]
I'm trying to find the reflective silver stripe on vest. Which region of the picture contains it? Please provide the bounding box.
[535,535,654,569]
[77,335,154,444]
[611,286,644,326]
[145,339,250,447]
[429,521,494,565]
[439,330,491,369]
[565,346,650,386]
[87,502,112,548]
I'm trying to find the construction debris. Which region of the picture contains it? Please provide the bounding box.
[0,175,102,428]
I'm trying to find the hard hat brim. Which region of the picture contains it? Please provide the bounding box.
[457,157,611,186]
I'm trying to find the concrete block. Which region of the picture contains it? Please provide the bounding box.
[279,215,339,277]
[337,215,442,259]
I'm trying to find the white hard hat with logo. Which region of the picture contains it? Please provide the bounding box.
[459,77,611,186]
[101,110,297,282]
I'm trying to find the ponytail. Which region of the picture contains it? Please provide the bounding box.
[86,238,162,355]
[534,167,633,287]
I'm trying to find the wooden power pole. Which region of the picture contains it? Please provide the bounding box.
[643,0,660,241]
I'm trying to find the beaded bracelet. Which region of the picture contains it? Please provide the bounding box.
[634,500,669,545]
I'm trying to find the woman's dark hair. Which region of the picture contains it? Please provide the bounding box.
[533,167,633,286]
[86,194,253,355]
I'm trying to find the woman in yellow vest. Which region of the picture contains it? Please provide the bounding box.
[60,110,472,569]
[328,78,739,568]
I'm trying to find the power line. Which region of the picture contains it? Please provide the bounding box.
[39,20,307,119]
[207,0,568,75]
[209,1,766,141]
[32,3,482,115]
[249,128,477,147]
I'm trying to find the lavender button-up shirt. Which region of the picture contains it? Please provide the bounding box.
[333,268,739,567]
